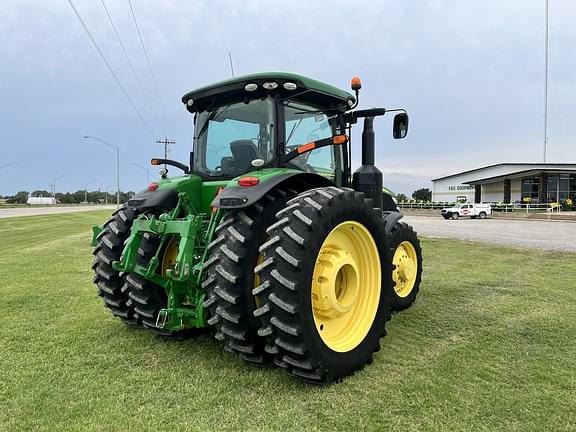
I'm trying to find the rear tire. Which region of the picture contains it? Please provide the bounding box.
[92,206,140,326]
[202,188,295,365]
[479,212,487,219]
[255,187,392,383]
[451,213,459,220]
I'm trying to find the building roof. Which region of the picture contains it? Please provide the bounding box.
[432,163,576,182]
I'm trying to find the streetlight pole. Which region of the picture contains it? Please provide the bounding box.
[130,163,150,185]
[83,135,120,208]
[543,0,550,163]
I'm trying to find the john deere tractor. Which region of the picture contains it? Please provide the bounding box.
[92,72,422,382]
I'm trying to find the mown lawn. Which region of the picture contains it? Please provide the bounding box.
[0,211,575,431]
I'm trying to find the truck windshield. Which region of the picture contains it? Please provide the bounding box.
[193,97,275,178]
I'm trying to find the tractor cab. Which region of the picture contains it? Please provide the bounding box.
[181,72,355,185]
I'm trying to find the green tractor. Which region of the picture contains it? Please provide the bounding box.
[92,72,423,382]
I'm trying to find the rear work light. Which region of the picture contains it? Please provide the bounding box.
[148,183,159,191]
[238,176,260,187]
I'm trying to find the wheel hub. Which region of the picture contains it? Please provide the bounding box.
[312,249,359,317]
[392,241,418,298]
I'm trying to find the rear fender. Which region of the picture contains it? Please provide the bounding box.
[213,171,334,209]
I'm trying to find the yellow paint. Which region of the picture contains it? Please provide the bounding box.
[161,237,180,277]
[392,241,418,298]
[254,254,263,308]
[311,221,381,352]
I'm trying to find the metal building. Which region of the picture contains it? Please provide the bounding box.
[432,163,576,203]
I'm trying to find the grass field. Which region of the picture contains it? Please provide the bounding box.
[1,211,575,431]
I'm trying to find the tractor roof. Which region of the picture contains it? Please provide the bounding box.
[182,72,355,113]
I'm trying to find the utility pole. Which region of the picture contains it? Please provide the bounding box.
[156,138,176,169]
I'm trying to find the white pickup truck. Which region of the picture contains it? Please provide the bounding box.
[441,203,491,220]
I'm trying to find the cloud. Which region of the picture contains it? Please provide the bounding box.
[0,0,575,194]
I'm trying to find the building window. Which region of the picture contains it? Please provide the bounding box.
[521,177,539,202]
[547,175,558,202]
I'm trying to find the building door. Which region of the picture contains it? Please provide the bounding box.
[475,185,481,203]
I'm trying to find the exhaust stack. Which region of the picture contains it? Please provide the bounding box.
[352,116,383,209]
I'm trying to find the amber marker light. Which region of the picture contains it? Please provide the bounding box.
[351,76,362,91]
[297,142,316,154]
[332,135,348,145]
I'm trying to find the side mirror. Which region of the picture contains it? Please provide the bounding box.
[393,113,409,139]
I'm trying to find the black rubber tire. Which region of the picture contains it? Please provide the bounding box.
[125,219,191,339]
[451,213,459,220]
[202,188,296,365]
[478,212,487,219]
[255,187,392,383]
[388,222,423,312]
[92,206,141,326]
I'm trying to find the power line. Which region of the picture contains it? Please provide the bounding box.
[67,0,156,139]
[128,0,173,137]
[100,0,162,136]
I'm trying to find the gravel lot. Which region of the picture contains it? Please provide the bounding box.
[403,215,576,252]
[0,205,116,219]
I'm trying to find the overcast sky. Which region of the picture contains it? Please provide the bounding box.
[0,0,574,196]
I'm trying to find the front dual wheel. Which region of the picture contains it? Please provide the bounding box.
[255,187,393,382]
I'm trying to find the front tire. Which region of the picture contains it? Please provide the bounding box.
[451,212,459,220]
[255,187,392,383]
[388,222,423,311]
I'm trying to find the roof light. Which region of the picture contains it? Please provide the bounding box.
[351,76,362,91]
[283,82,297,90]
[186,99,194,107]
[244,83,258,92]
[251,158,265,168]
[238,176,260,187]
[262,81,279,90]
[148,182,159,191]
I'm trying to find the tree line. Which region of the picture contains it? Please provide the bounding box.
[395,188,432,202]
[2,190,135,204]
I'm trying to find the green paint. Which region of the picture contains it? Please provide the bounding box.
[112,192,221,331]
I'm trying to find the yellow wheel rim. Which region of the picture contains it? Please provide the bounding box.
[311,221,381,352]
[392,241,418,298]
[161,237,180,277]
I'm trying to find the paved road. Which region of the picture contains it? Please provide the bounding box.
[0,205,116,219]
[402,215,576,252]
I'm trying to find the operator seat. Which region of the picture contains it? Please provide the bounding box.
[230,140,259,173]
